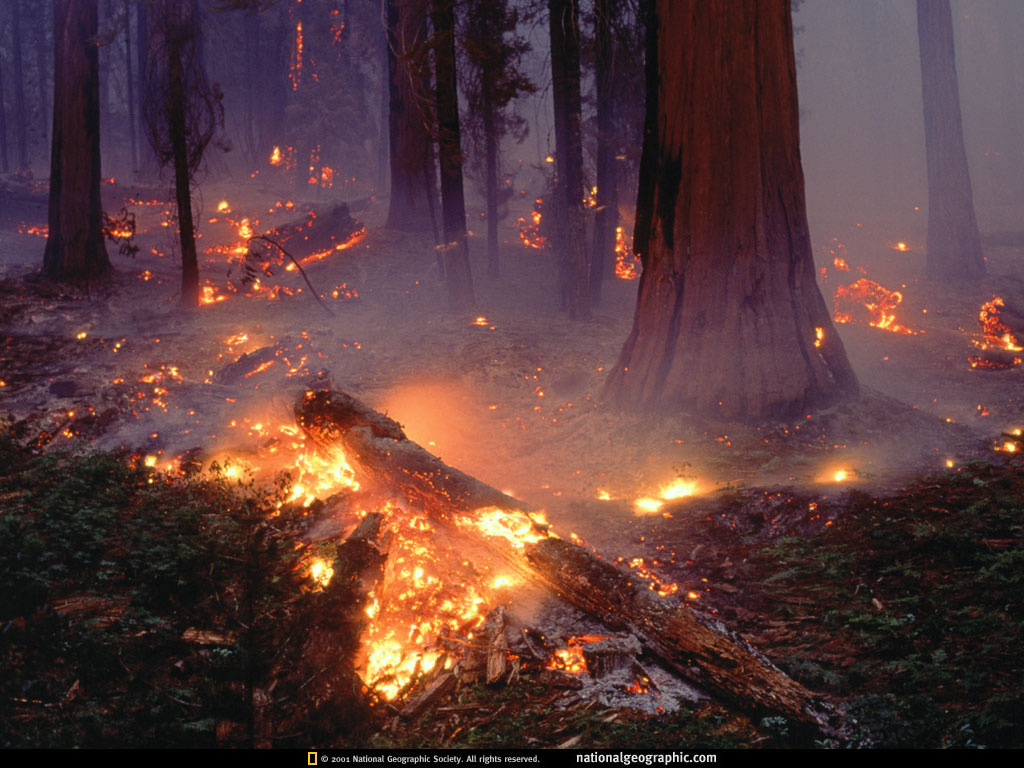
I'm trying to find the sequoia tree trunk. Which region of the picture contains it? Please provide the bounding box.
[43,0,111,283]
[549,0,589,320]
[917,0,984,283]
[432,0,475,311]
[603,0,857,422]
[386,0,439,236]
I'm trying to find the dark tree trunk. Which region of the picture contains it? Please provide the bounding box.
[136,1,156,177]
[34,2,50,157]
[125,0,137,174]
[0,47,8,173]
[43,0,111,282]
[483,91,500,278]
[549,0,589,319]
[590,0,617,302]
[603,0,857,422]
[916,0,984,283]
[11,0,29,170]
[163,1,199,307]
[255,5,289,166]
[377,27,390,195]
[432,0,475,311]
[386,0,439,236]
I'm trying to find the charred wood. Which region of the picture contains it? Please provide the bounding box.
[295,389,844,734]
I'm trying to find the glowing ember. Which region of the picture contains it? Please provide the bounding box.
[546,635,606,674]
[833,257,849,271]
[459,507,549,549]
[968,297,1023,369]
[517,199,546,250]
[833,470,849,482]
[289,22,303,90]
[814,326,825,348]
[892,241,910,252]
[614,226,640,280]
[659,478,697,500]
[216,200,230,213]
[833,278,918,335]
[308,557,334,588]
[270,146,283,166]
[634,497,663,514]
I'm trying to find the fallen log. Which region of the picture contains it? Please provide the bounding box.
[295,389,843,735]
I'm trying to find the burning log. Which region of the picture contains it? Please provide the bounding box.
[295,389,843,735]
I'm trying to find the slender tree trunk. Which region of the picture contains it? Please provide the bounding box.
[590,0,617,302]
[0,49,8,173]
[432,0,475,311]
[34,2,50,157]
[603,0,857,422]
[483,91,500,278]
[136,1,155,177]
[916,0,984,283]
[165,11,199,307]
[125,0,137,174]
[549,0,589,319]
[377,26,389,195]
[12,0,29,170]
[386,0,439,235]
[44,0,111,283]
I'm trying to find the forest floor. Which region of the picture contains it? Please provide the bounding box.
[2,176,1024,747]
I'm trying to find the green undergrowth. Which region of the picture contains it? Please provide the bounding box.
[0,427,373,748]
[749,462,1024,748]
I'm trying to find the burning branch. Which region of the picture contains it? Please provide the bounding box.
[247,236,335,317]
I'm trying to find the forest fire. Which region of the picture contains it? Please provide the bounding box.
[516,199,546,250]
[968,296,1023,369]
[6,0,1024,749]
[832,278,919,335]
[614,226,640,280]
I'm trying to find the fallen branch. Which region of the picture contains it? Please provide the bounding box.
[295,389,844,735]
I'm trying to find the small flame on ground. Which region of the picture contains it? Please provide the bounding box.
[833,278,918,335]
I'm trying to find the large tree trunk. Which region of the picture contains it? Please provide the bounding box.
[603,0,857,422]
[590,0,617,303]
[43,0,111,283]
[386,0,439,236]
[549,0,589,320]
[432,0,475,312]
[294,389,843,736]
[917,0,984,283]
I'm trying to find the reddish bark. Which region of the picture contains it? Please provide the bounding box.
[917,0,984,283]
[603,0,857,422]
[43,0,111,283]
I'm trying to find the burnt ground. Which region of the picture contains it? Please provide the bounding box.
[3,178,1024,747]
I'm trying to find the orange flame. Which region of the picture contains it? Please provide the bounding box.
[833,278,918,335]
